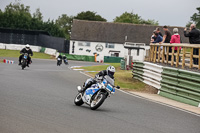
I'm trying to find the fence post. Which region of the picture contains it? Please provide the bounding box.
[150,45,154,62]
[166,46,169,64]
[154,46,157,63]
[171,47,175,66]
[176,47,180,67]
[182,47,186,69]
[162,46,165,63]
[199,48,200,69]
[190,48,193,68]
[158,46,161,63]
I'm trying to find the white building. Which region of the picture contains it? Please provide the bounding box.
[70,20,187,62]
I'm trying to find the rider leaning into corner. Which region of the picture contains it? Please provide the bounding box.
[80,66,116,92]
[18,44,33,67]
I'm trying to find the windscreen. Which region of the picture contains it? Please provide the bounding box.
[104,75,114,86]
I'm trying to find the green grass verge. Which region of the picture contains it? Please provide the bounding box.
[81,63,146,91]
[0,49,54,59]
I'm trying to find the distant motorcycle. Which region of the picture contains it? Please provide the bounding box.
[57,58,62,66]
[63,58,68,65]
[21,53,30,70]
[74,75,120,110]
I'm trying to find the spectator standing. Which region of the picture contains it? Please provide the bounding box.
[170,28,181,62]
[160,26,172,60]
[184,24,200,65]
[156,27,163,37]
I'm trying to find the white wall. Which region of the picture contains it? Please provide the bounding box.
[0,43,59,57]
[70,40,150,62]
[70,40,125,62]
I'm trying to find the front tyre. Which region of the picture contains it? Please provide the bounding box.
[90,93,106,110]
[74,93,84,106]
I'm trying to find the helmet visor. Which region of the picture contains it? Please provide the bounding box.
[108,71,114,77]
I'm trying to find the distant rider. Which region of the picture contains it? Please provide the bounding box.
[63,55,67,60]
[57,54,63,60]
[80,66,116,92]
[18,44,33,67]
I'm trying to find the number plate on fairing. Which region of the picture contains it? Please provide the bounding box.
[106,84,113,92]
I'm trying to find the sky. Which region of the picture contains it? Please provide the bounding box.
[0,0,200,27]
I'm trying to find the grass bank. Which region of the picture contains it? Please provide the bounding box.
[81,63,156,92]
[0,49,54,59]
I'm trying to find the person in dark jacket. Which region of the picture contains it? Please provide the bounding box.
[184,24,200,65]
[151,32,163,43]
[79,66,115,92]
[156,27,163,37]
[18,44,33,67]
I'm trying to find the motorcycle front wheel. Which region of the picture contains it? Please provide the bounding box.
[74,93,84,106]
[90,93,106,110]
[21,61,26,70]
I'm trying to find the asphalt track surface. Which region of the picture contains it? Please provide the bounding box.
[0,58,200,133]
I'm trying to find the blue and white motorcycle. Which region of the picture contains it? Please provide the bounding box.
[74,75,120,110]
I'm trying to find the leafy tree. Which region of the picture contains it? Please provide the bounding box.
[114,12,158,25]
[188,7,200,28]
[33,8,43,21]
[56,14,73,39]
[74,11,106,22]
[0,1,65,38]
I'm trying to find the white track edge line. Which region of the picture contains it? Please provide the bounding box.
[78,70,200,117]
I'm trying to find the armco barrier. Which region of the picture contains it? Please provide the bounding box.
[160,67,200,107]
[44,48,57,56]
[132,61,200,107]
[132,61,162,89]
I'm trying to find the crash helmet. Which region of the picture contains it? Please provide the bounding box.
[107,66,115,77]
[25,44,30,49]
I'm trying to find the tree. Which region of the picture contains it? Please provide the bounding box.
[74,11,106,22]
[0,1,66,38]
[188,7,200,28]
[33,8,43,21]
[114,12,159,25]
[56,14,73,39]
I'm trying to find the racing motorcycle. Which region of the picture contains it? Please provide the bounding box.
[21,53,30,70]
[74,75,120,110]
[63,58,68,65]
[57,58,62,66]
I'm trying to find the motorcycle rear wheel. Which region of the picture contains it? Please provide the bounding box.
[74,93,84,106]
[90,93,106,110]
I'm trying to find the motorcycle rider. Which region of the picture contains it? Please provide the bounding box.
[63,55,68,64]
[79,66,116,92]
[18,44,33,67]
[57,54,63,60]
[63,55,67,60]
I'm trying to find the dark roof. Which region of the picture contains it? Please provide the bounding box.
[71,19,189,44]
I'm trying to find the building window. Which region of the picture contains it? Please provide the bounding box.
[78,42,84,46]
[111,53,119,57]
[85,42,91,47]
[106,43,115,48]
[78,42,90,47]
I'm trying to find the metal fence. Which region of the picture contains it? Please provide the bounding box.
[0,28,69,53]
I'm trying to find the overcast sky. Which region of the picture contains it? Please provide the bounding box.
[0,0,200,27]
